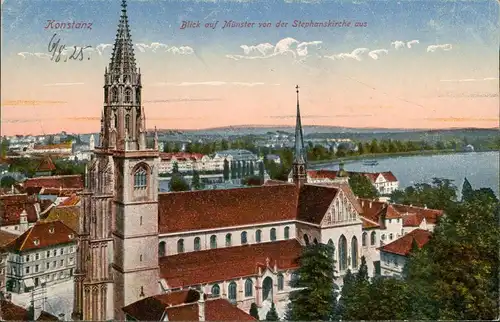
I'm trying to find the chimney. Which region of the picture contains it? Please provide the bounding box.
[369,201,372,208]
[198,290,205,321]
[19,210,28,233]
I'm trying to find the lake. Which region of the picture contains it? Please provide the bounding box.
[313,151,499,197]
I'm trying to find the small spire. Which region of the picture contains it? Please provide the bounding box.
[154,126,159,150]
[294,85,305,164]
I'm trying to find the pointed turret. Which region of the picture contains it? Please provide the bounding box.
[109,0,137,75]
[292,85,307,188]
[154,127,159,151]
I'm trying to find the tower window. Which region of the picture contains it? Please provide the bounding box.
[139,254,142,262]
[112,87,118,103]
[125,114,130,134]
[114,113,118,129]
[125,88,132,103]
[134,167,147,189]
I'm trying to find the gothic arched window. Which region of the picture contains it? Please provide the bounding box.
[177,239,184,253]
[211,284,220,297]
[362,232,367,247]
[339,235,347,271]
[225,233,232,247]
[136,90,141,103]
[351,236,358,268]
[255,230,262,243]
[134,167,147,189]
[241,231,247,244]
[158,241,166,257]
[277,273,284,291]
[228,282,237,302]
[284,226,290,240]
[112,87,118,103]
[371,231,376,246]
[303,234,309,245]
[270,228,277,241]
[194,237,201,251]
[244,279,253,297]
[114,113,118,129]
[210,235,217,249]
[125,88,132,103]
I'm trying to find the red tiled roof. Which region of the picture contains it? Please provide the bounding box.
[359,198,387,224]
[0,230,19,248]
[378,229,432,256]
[385,204,402,219]
[381,171,398,182]
[0,194,38,226]
[122,289,201,321]
[307,170,337,180]
[159,239,302,288]
[123,291,256,321]
[23,175,84,190]
[36,157,56,172]
[402,213,422,227]
[160,152,205,161]
[0,299,30,321]
[158,185,298,233]
[58,194,80,206]
[392,204,443,225]
[5,220,76,252]
[297,185,338,224]
[33,142,72,150]
[167,299,256,321]
[361,217,380,229]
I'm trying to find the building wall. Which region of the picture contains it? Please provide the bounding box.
[159,222,296,256]
[380,252,406,278]
[5,242,76,293]
[381,218,404,243]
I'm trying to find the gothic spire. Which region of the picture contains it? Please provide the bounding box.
[294,85,306,164]
[109,0,136,74]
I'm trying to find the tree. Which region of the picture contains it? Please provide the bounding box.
[349,173,379,198]
[1,138,9,157]
[266,302,279,321]
[0,176,16,188]
[172,162,179,174]
[286,243,338,321]
[47,135,55,145]
[461,177,474,202]
[249,303,260,320]
[223,159,230,181]
[169,174,190,192]
[242,175,262,186]
[191,170,202,190]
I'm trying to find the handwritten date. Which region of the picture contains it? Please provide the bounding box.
[48,33,92,62]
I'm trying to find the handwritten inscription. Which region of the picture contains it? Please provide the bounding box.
[180,19,368,30]
[47,33,92,63]
[44,20,93,30]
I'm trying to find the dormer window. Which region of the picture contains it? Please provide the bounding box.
[33,238,40,246]
[49,227,55,234]
[68,233,75,240]
[134,167,147,189]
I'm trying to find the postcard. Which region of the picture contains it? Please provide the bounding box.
[0,0,498,321]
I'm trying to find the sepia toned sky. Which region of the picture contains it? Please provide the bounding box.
[1,0,499,135]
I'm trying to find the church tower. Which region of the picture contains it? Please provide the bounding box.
[73,0,160,320]
[292,85,307,188]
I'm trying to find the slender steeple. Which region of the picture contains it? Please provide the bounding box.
[100,0,145,151]
[292,85,307,188]
[109,0,137,74]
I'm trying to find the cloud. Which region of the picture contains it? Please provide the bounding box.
[96,44,113,55]
[152,81,280,87]
[2,100,67,106]
[427,44,453,52]
[226,37,322,61]
[391,39,420,49]
[268,114,371,119]
[43,82,85,87]
[135,42,194,55]
[440,77,499,82]
[143,98,223,103]
[406,40,420,48]
[368,49,388,60]
[17,52,51,59]
[324,48,369,61]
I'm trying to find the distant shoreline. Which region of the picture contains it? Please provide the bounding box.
[309,149,470,167]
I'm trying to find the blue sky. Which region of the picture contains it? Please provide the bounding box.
[1,0,499,135]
